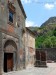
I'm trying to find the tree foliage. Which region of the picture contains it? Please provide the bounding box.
[35,35,46,48]
[29,17,56,48]
[53,28,56,36]
[35,28,56,48]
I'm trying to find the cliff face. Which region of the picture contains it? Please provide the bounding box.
[41,17,56,27]
[27,17,56,48]
[28,17,56,36]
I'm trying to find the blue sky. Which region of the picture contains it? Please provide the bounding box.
[21,0,56,27]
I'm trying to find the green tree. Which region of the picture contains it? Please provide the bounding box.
[51,36,56,47]
[42,36,53,48]
[35,35,46,48]
[53,28,56,36]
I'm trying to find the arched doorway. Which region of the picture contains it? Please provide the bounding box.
[4,40,17,72]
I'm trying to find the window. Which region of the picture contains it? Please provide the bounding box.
[9,11,13,23]
[8,2,15,24]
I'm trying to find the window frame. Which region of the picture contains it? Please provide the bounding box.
[9,10,14,23]
[8,2,16,25]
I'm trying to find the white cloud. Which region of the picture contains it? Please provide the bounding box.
[25,20,38,27]
[45,3,54,10]
[21,0,38,4]
[21,0,31,4]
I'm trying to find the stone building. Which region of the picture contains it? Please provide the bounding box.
[23,27,36,68]
[0,0,26,74]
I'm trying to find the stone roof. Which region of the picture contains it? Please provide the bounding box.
[26,27,37,37]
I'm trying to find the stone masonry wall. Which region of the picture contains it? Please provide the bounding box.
[36,48,56,62]
[0,32,3,75]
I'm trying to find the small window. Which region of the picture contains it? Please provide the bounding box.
[9,11,13,23]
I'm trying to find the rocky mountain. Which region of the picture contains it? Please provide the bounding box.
[28,17,56,48]
[28,17,56,36]
[41,17,56,27]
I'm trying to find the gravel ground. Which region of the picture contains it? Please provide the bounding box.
[3,63,56,75]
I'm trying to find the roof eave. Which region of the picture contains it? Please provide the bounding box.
[26,27,37,37]
[17,0,27,19]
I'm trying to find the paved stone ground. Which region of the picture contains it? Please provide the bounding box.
[3,63,56,75]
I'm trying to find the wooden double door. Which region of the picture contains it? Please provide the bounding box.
[4,53,13,72]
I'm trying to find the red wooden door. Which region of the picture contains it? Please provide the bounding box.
[7,53,13,72]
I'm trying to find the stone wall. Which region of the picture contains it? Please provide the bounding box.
[0,32,3,75]
[24,29,35,68]
[36,48,56,62]
[35,50,47,67]
[0,0,26,74]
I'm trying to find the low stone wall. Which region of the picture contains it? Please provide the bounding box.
[36,48,56,62]
[35,50,47,67]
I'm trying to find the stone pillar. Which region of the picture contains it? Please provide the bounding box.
[16,40,20,70]
[0,32,3,75]
[13,52,17,71]
[0,48,3,75]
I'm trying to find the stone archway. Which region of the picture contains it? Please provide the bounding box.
[3,40,17,72]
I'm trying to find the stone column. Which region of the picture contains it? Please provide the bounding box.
[0,32,3,75]
[13,52,17,71]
